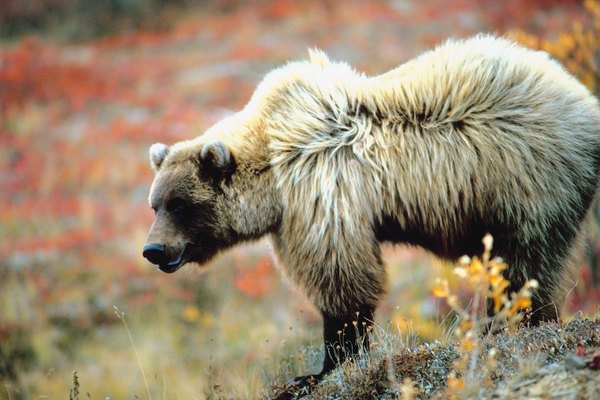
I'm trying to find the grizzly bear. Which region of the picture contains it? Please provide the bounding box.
[143,35,600,387]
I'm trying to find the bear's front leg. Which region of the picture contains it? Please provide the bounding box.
[286,306,374,394]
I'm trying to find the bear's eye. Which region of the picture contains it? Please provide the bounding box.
[166,198,189,219]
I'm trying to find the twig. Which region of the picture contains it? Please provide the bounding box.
[114,306,152,400]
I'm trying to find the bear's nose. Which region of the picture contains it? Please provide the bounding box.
[143,243,168,266]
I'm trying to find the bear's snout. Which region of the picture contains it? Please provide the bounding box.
[143,242,187,273]
[142,243,168,266]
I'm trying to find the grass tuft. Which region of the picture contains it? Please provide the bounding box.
[69,371,79,400]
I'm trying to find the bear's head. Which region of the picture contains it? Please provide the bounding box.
[142,139,237,273]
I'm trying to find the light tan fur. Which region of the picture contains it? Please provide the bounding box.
[148,35,600,321]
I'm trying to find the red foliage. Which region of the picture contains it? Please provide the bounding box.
[234,257,275,299]
[568,265,600,314]
[1,38,120,115]
[574,347,600,370]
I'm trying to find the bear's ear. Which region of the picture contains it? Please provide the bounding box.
[149,143,169,172]
[308,48,330,68]
[200,140,234,178]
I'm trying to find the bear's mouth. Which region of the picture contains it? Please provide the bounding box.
[158,246,187,274]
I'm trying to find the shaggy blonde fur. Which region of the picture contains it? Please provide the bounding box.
[149,35,600,321]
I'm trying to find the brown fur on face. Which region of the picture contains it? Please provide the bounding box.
[146,35,600,324]
[146,165,222,270]
[145,115,282,272]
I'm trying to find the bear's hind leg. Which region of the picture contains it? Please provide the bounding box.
[486,254,569,327]
[485,283,559,329]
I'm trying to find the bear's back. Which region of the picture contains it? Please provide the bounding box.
[268,35,600,266]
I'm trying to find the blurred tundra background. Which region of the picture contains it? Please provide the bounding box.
[1,0,599,398]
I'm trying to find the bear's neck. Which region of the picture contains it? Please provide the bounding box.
[223,127,283,241]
